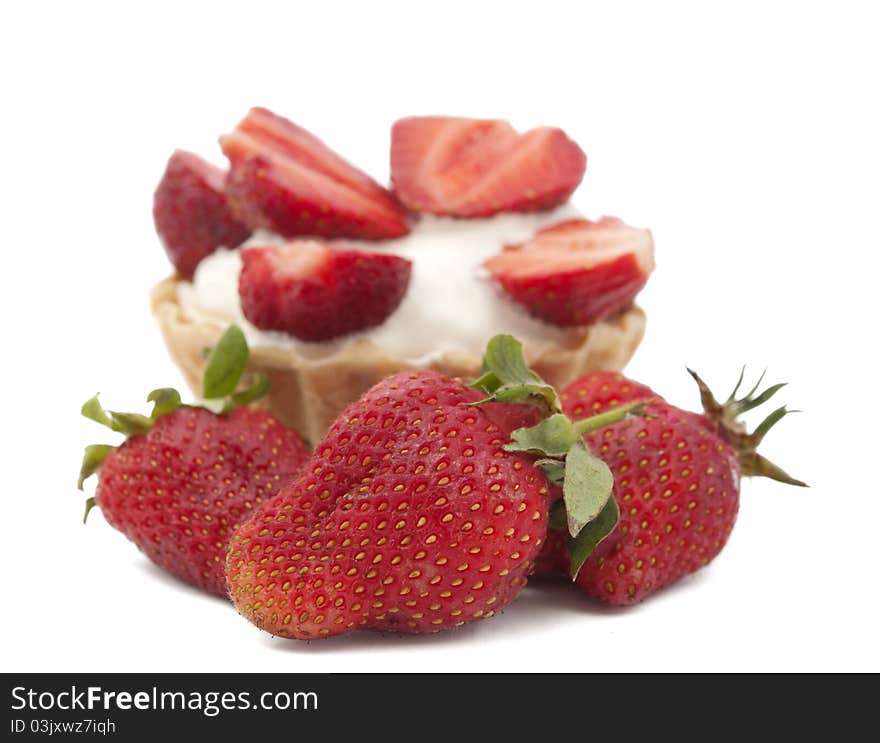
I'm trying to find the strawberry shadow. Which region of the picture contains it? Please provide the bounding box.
[258,614,487,653]
[133,559,231,605]
[134,555,712,653]
[256,576,714,654]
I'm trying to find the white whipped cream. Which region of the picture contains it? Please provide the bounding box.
[177,204,583,364]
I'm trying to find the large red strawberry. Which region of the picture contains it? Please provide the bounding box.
[238,241,412,341]
[484,217,655,326]
[390,116,587,217]
[538,368,805,604]
[78,326,311,596]
[225,336,636,639]
[221,107,409,240]
[153,150,251,279]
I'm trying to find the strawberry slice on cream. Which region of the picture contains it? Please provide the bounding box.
[238,241,412,342]
[484,217,654,326]
[221,107,410,240]
[391,116,587,217]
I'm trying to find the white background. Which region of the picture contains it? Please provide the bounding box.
[2,1,877,672]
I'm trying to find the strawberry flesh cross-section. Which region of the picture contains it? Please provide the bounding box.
[238,241,413,341]
[221,107,410,240]
[390,116,587,217]
[483,217,655,326]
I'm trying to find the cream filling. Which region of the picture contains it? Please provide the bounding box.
[177,204,584,365]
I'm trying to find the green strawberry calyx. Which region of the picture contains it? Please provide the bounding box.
[472,335,649,579]
[687,367,806,487]
[77,325,268,520]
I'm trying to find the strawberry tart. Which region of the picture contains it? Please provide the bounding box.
[151,107,654,442]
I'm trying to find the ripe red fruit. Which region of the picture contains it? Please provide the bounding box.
[225,334,641,639]
[79,327,311,596]
[536,370,660,576]
[561,370,659,421]
[92,407,310,596]
[153,150,251,279]
[226,369,554,639]
[484,217,655,326]
[539,369,804,604]
[221,107,409,240]
[238,242,412,341]
[390,116,587,217]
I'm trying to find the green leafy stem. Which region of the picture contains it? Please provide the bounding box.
[472,335,649,579]
[77,326,269,518]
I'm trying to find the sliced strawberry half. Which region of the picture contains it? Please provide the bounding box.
[238,242,412,341]
[152,150,251,279]
[221,107,409,240]
[390,116,587,217]
[483,217,654,326]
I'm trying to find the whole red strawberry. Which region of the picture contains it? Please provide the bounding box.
[79,326,310,596]
[153,150,251,279]
[538,369,805,604]
[225,336,636,639]
[238,241,412,341]
[484,217,655,326]
[225,370,551,638]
